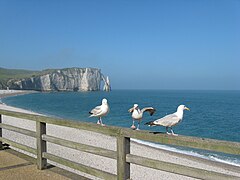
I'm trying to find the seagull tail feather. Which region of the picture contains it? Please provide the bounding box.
[144,121,156,126]
[89,112,94,117]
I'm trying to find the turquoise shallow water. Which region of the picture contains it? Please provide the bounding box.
[2,90,240,166]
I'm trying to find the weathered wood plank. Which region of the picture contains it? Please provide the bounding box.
[121,129,240,155]
[38,116,120,137]
[117,135,130,180]
[36,121,47,170]
[0,109,120,136]
[1,108,240,179]
[126,154,239,180]
[42,134,117,159]
[0,109,38,122]
[0,114,2,150]
[0,123,36,137]
[1,109,240,155]
[43,152,117,180]
[0,137,37,154]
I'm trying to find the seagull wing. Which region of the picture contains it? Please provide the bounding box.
[153,113,180,127]
[128,107,134,113]
[89,105,102,116]
[141,107,156,116]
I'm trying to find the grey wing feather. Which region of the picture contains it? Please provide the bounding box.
[90,106,102,115]
[128,107,134,113]
[154,114,180,127]
[141,107,156,116]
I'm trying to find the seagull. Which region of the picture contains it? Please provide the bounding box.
[89,98,110,126]
[145,105,190,136]
[128,104,156,130]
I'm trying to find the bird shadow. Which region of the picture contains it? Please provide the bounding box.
[148,131,165,135]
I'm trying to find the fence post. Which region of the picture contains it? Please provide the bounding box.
[36,121,47,169]
[0,114,2,150]
[117,134,130,180]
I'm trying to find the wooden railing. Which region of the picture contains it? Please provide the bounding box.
[0,109,240,180]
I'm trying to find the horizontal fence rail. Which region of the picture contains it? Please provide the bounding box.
[0,123,36,137]
[43,152,117,179]
[42,134,117,159]
[0,109,240,180]
[126,154,238,180]
[0,136,37,155]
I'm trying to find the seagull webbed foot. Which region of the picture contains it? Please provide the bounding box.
[171,133,178,136]
[170,128,178,136]
[131,125,136,130]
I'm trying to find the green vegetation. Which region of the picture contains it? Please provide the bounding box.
[0,67,90,89]
[0,67,57,89]
[0,67,60,80]
[0,67,40,80]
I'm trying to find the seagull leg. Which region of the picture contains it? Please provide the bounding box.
[131,119,136,129]
[100,117,105,126]
[166,127,171,135]
[170,128,178,136]
[136,121,140,130]
[97,117,101,125]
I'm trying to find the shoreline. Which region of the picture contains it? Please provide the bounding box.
[0,90,37,98]
[132,139,240,173]
[0,91,240,179]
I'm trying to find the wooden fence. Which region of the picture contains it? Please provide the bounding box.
[0,109,240,180]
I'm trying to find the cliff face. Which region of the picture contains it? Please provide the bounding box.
[102,76,111,92]
[8,68,103,91]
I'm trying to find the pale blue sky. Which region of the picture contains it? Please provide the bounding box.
[0,0,239,90]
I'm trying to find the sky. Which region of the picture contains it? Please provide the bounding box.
[0,0,239,90]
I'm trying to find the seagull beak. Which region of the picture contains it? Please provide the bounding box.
[185,107,190,111]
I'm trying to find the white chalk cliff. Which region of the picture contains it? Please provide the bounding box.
[8,68,107,91]
[102,76,111,92]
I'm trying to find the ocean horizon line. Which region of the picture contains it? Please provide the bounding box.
[109,89,240,91]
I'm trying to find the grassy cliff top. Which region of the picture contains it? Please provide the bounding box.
[0,67,62,81]
[0,67,99,81]
[0,68,41,80]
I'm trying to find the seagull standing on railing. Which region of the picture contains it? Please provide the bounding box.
[89,98,110,126]
[145,105,190,136]
[128,104,156,130]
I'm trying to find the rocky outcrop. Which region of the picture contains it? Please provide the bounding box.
[8,68,105,91]
[102,76,111,92]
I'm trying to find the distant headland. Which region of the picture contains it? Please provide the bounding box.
[0,67,111,92]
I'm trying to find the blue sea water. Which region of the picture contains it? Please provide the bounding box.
[2,90,240,166]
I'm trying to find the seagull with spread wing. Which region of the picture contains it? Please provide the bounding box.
[128,104,156,130]
[145,105,190,136]
[89,98,110,126]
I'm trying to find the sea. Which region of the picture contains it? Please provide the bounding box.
[2,90,240,167]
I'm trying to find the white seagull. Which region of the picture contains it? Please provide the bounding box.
[128,104,156,130]
[89,98,110,126]
[145,105,190,136]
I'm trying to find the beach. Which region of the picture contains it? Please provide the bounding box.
[0,90,240,180]
[0,90,37,98]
